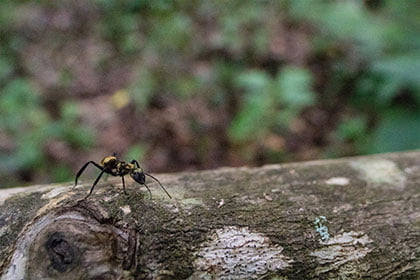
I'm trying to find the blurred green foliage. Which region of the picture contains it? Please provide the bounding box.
[289,0,420,155]
[0,0,419,188]
[0,78,94,186]
[230,67,315,142]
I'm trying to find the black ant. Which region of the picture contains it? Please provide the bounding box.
[74,155,172,199]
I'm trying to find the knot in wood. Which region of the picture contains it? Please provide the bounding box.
[2,206,136,280]
[45,232,78,273]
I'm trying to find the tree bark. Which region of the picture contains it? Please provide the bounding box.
[0,151,419,279]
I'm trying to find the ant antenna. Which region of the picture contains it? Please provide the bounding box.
[145,173,172,199]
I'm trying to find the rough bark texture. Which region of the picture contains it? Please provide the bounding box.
[0,151,419,280]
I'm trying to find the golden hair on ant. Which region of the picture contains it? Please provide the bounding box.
[74,154,171,199]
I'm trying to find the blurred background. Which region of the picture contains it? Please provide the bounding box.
[0,0,419,188]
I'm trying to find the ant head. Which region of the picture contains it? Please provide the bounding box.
[130,168,145,184]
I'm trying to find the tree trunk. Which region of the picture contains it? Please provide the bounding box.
[0,151,419,279]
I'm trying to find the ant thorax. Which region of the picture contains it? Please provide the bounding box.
[114,162,135,176]
[100,156,118,167]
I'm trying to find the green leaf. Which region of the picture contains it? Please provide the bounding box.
[275,67,315,109]
[149,13,192,51]
[229,94,272,142]
[229,70,273,141]
[15,131,46,169]
[0,78,39,112]
[235,70,271,95]
[290,0,386,55]
[372,52,420,90]
[369,108,420,153]
[336,116,368,141]
[61,102,80,121]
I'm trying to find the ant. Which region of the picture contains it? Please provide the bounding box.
[74,154,172,199]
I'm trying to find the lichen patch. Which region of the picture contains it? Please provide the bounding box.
[314,216,330,242]
[119,205,131,215]
[310,231,373,273]
[325,177,350,186]
[350,159,406,189]
[41,186,70,199]
[191,226,292,279]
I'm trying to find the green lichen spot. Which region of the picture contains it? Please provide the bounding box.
[314,216,330,242]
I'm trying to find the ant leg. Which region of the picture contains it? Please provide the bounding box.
[121,176,128,195]
[145,173,172,199]
[143,183,153,199]
[74,161,102,187]
[84,169,105,199]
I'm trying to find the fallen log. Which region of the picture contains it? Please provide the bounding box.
[0,151,419,279]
